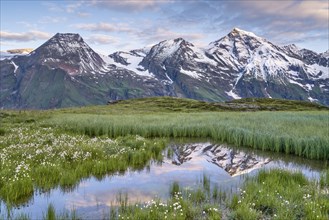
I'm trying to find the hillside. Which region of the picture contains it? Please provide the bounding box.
[24,97,329,115]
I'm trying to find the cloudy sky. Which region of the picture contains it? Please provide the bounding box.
[0,0,328,54]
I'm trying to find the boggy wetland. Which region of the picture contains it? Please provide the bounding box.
[0,97,328,220]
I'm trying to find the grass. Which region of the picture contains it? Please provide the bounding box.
[0,97,328,218]
[4,169,328,220]
[47,111,329,160]
[1,204,80,220]
[320,169,329,188]
[108,175,223,220]
[114,169,329,220]
[2,175,224,220]
[42,97,328,114]
[0,126,166,205]
[226,97,329,111]
[230,169,329,219]
[43,204,79,220]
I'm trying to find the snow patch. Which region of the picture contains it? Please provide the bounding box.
[288,80,315,91]
[163,72,173,84]
[265,88,272,98]
[102,53,154,78]
[308,97,318,102]
[305,84,313,90]
[288,79,305,88]
[234,72,244,86]
[307,64,329,79]
[192,47,218,65]
[180,68,202,79]
[10,61,19,73]
[226,90,241,99]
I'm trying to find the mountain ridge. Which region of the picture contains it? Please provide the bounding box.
[0,28,328,109]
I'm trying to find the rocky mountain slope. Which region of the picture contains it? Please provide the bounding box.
[0,29,328,109]
[0,33,168,109]
[107,28,328,104]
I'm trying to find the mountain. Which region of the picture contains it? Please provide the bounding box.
[28,33,106,75]
[107,28,328,104]
[0,33,168,109]
[205,28,328,102]
[0,29,328,109]
[108,38,233,101]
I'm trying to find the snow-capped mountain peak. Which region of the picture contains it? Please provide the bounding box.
[282,44,302,55]
[207,28,268,71]
[1,29,328,109]
[146,38,195,62]
[31,33,105,75]
[229,27,263,40]
[35,33,87,55]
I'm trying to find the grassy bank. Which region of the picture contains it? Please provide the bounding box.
[48,111,329,160]
[111,175,223,220]
[230,169,329,219]
[116,169,329,220]
[3,169,328,220]
[0,126,166,205]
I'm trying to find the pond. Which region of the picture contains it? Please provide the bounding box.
[0,142,326,219]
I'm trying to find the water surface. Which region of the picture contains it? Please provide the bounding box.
[1,142,325,219]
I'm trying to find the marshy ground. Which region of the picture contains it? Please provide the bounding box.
[0,97,328,219]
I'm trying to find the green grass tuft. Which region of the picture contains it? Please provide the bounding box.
[230,169,329,219]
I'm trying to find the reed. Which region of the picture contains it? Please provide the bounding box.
[48,111,329,160]
[4,169,328,220]
[320,169,329,188]
[114,175,222,220]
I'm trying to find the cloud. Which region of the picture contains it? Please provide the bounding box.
[241,0,328,24]
[232,0,328,45]
[171,0,328,47]
[137,27,205,44]
[66,2,83,13]
[77,12,91,17]
[42,1,88,17]
[228,1,327,29]
[270,31,328,46]
[90,0,170,11]
[164,1,217,27]
[74,22,135,33]
[0,41,14,47]
[38,16,67,24]
[16,21,38,29]
[0,31,51,42]
[87,34,118,44]
[42,2,63,12]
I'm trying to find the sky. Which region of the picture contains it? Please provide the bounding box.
[0,0,328,55]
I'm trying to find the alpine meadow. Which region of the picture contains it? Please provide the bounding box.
[1,0,329,219]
